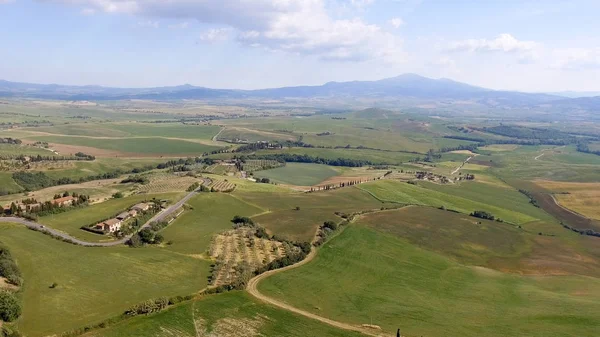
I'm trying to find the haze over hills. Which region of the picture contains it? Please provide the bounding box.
[2,74,599,112]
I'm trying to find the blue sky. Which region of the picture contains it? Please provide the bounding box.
[1,0,599,91]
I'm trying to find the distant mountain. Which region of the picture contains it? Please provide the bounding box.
[0,74,564,107]
[548,91,600,98]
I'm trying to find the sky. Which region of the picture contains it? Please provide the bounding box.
[1,0,600,92]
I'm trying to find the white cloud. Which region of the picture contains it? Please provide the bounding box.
[449,33,538,53]
[199,28,232,43]
[389,17,403,28]
[552,48,600,70]
[0,0,16,4]
[46,0,406,63]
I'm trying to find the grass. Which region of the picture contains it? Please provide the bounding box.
[27,135,222,155]
[0,224,209,337]
[83,292,362,337]
[255,163,340,186]
[238,187,383,242]
[0,172,22,195]
[0,144,57,156]
[259,224,600,337]
[358,180,542,225]
[254,147,418,165]
[162,193,264,255]
[39,192,183,242]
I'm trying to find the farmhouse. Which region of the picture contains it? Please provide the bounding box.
[116,212,130,221]
[95,218,122,233]
[131,203,150,212]
[128,209,138,217]
[52,196,75,207]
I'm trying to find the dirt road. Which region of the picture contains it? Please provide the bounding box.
[451,154,476,175]
[0,190,198,247]
[246,243,390,337]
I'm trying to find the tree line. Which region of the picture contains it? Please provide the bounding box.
[250,153,376,167]
[0,241,22,326]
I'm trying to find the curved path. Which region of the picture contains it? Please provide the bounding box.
[0,190,198,247]
[246,239,390,336]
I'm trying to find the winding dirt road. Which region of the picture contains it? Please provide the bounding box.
[246,241,390,337]
[0,190,198,247]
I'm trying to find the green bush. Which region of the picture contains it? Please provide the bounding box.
[0,291,21,322]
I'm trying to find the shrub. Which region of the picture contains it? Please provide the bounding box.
[112,192,124,199]
[0,291,21,322]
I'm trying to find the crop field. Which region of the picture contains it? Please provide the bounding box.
[203,163,237,175]
[202,178,237,192]
[258,224,600,337]
[25,135,223,156]
[39,192,182,242]
[161,193,264,255]
[209,228,289,286]
[84,292,362,337]
[255,163,340,186]
[0,224,209,337]
[534,180,600,220]
[358,180,545,226]
[136,173,200,193]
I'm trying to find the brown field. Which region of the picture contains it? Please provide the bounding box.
[534,180,600,220]
[0,277,18,291]
[449,150,476,155]
[531,190,600,232]
[480,144,520,151]
[208,228,290,286]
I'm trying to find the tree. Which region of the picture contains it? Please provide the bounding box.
[138,228,155,244]
[112,192,124,199]
[153,233,164,244]
[0,291,21,322]
[62,191,70,197]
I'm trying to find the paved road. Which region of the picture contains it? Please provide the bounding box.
[0,191,198,247]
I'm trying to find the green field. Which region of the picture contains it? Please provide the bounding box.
[39,192,182,242]
[254,147,418,165]
[359,180,546,226]
[238,187,383,242]
[27,135,222,155]
[255,163,340,186]
[83,292,362,337]
[0,172,23,195]
[162,193,264,255]
[259,223,600,337]
[0,144,58,157]
[0,224,209,337]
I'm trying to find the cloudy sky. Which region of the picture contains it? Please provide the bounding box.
[1,0,599,91]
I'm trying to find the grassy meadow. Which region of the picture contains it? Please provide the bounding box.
[27,135,222,155]
[0,224,209,337]
[83,292,363,337]
[259,223,600,337]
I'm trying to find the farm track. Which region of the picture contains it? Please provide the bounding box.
[246,224,391,337]
[451,154,477,175]
[0,190,198,247]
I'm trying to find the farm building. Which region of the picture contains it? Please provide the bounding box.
[52,196,75,207]
[95,218,122,233]
[128,209,138,217]
[131,203,150,212]
[116,212,130,221]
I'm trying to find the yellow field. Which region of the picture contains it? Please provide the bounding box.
[535,180,600,219]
